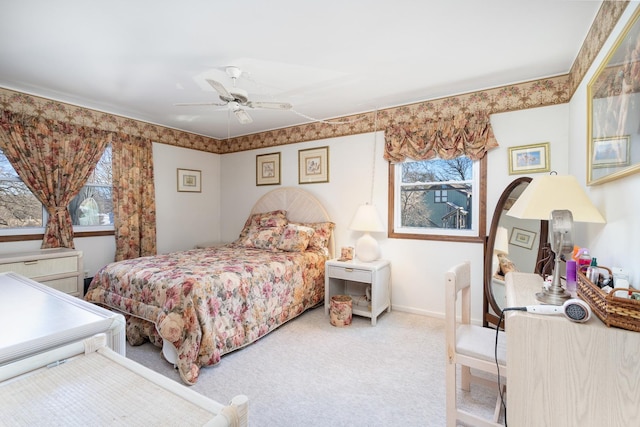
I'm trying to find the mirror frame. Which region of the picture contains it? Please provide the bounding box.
[587,7,640,186]
[483,177,549,327]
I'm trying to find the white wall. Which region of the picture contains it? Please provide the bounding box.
[568,2,640,287]
[152,142,221,254]
[220,107,569,322]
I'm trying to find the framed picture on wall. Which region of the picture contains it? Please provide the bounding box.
[177,168,201,192]
[510,227,536,250]
[298,146,329,184]
[508,142,550,175]
[256,152,281,186]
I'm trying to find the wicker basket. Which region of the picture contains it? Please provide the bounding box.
[577,266,640,332]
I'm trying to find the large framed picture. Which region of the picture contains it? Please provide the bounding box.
[177,168,201,192]
[508,142,550,175]
[587,7,640,185]
[256,152,281,186]
[298,146,329,184]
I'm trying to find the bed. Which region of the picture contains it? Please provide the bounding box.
[85,187,334,385]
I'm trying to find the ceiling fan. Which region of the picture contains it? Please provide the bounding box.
[176,66,292,124]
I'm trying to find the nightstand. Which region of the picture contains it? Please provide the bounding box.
[324,258,391,326]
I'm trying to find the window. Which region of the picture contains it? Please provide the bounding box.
[434,189,448,203]
[0,145,114,236]
[389,155,486,242]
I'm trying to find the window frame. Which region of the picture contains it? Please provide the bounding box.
[387,155,486,243]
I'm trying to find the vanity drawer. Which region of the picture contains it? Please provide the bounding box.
[327,265,372,283]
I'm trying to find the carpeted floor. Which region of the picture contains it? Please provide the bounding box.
[126,306,501,426]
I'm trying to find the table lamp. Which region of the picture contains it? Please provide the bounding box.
[506,174,605,305]
[350,203,385,262]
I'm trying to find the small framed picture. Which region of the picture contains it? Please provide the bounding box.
[299,146,329,184]
[591,136,630,168]
[256,152,281,186]
[508,142,550,175]
[177,168,201,192]
[510,227,536,250]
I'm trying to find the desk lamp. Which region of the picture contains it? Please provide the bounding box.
[506,174,605,305]
[350,203,385,262]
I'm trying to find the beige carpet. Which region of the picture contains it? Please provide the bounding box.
[126,306,501,426]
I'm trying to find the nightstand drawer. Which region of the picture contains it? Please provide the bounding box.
[328,266,372,283]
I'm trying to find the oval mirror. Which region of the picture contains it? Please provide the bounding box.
[483,177,548,327]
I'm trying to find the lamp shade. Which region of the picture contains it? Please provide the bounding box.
[506,175,605,223]
[494,226,509,255]
[349,204,385,232]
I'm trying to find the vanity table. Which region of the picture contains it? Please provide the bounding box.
[505,272,640,426]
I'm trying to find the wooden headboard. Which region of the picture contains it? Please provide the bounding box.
[251,187,335,258]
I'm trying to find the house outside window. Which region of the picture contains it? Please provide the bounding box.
[0,145,114,236]
[389,155,486,242]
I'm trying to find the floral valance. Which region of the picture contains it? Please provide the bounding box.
[383,111,498,163]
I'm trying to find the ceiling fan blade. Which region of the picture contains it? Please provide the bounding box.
[247,101,292,110]
[174,102,226,107]
[206,79,234,101]
[233,107,253,124]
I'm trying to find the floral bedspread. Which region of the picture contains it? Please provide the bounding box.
[85,246,326,384]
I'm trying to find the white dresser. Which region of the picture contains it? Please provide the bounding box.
[0,248,84,296]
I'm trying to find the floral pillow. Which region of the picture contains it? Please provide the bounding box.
[277,224,315,252]
[292,221,335,252]
[243,226,285,250]
[237,210,287,241]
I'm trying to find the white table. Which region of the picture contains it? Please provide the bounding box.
[324,258,391,325]
[505,272,640,426]
[0,272,126,364]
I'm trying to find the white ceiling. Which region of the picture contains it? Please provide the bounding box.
[0,0,602,140]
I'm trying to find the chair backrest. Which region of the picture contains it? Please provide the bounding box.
[445,261,472,346]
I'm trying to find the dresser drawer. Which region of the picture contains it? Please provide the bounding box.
[41,276,80,294]
[328,265,372,283]
[0,256,78,279]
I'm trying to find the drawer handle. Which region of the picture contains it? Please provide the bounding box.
[23,260,39,265]
[345,268,354,272]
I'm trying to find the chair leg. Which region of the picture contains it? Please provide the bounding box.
[446,357,457,427]
[461,365,471,391]
[493,384,506,423]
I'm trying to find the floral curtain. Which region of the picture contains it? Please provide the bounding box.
[0,110,111,248]
[384,111,498,162]
[112,133,157,261]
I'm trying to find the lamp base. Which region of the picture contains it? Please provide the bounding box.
[355,232,380,262]
[536,287,571,305]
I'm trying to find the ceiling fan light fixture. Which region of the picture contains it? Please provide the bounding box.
[225,66,242,81]
[232,105,253,124]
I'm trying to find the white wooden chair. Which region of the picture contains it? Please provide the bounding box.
[445,261,507,427]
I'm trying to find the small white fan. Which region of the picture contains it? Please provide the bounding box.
[536,209,574,305]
